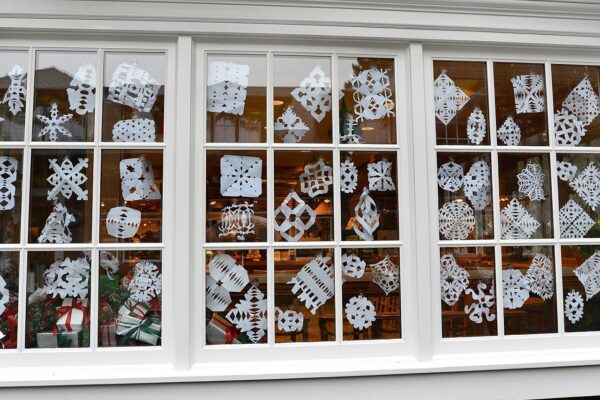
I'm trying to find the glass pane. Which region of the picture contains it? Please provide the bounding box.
[273,56,332,143]
[440,247,497,338]
[0,251,19,349]
[102,52,165,143]
[338,57,396,144]
[274,248,334,343]
[433,61,490,146]
[494,62,548,146]
[0,149,22,244]
[205,249,267,345]
[274,150,333,242]
[29,149,94,244]
[33,51,97,142]
[26,251,91,348]
[502,246,557,335]
[206,150,267,243]
[0,51,28,141]
[98,250,162,347]
[207,54,266,143]
[100,150,163,243]
[341,247,401,340]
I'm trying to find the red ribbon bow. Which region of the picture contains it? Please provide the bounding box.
[56,299,89,332]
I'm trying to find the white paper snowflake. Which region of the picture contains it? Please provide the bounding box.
[559,199,595,239]
[340,113,362,144]
[353,187,380,241]
[463,160,491,210]
[218,203,255,239]
[345,295,376,330]
[206,254,249,312]
[517,162,545,201]
[466,107,486,145]
[275,307,304,333]
[226,284,267,343]
[299,158,333,198]
[497,116,521,146]
[207,61,249,116]
[340,158,358,194]
[502,268,530,309]
[2,63,26,116]
[0,275,9,316]
[371,256,400,296]
[555,108,586,146]
[99,250,120,279]
[47,157,88,201]
[525,253,554,300]
[112,118,156,142]
[274,107,309,143]
[107,63,160,113]
[500,198,540,239]
[440,253,470,307]
[274,190,316,242]
[67,63,96,115]
[42,257,90,299]
[438,201,476,240]
[120,156,161,201]
[464,282,496,324]
[205,276,231,313]
[511,74,545,114]
[341,253,366,279]
[437,161,463,192]
[291,65,332,122]
[36,103,73,141]
[288,255,334,314]
[0,156,17,211]
[38,202,75,244]
[570,162,600,210]
[367,159,395,192]
[562,76,600,126]
[434,72,470,125]
[557,160,577,182]
[106,206,141,239]
[128,261,162,303]
[574,250,600,300]
[220,155,262,198]
[564,290,584,324]
[351,67,395,122]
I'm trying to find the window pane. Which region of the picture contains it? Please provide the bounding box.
[0,149,22,244]
[0,251,19,349]
[0,51,28,141]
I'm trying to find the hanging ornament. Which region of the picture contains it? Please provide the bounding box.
[0,275,8,316]
[554,108,586,146]
[525,253,554,300]
[107,63,160,113]
[106,206,141,239]
[345,295,377,330]
[559,198,595,239]
[207,61,249,115]
[38,202,75,244]
[67,63,96,115]
[434,71,470,125]
[274,189,316,242]
[437,161,463,192]
[120,156,161,201]
[564,290,585,325]
[438,200,476,240]
[0,156,17,211]
[2,63,26,116]
[574,250,600,300]
[497,116,521,146]
[353,187,380,241]
[340,158,358,194]
[463,160,491,210]
[371,256,400,296]
[274,106,310,143]
[299,158,333,198]
[464,282,496,324]
[99,250,120,279]
[128,261,162,303]
[340,113,362,144]
[341,253,366,279]
[500,198,540,239]
[562,76,600,126]
[36,103,73,141]
[511,73,545,114]
[466,107,486,145]
[517,162,545,201]
[220,155,262,198]
[288,255,334,314]
[367,159,395,192]
[502,267,530,309]
[351,67,395,122]
[291,65,332,122]
[274,307,304,333]
[556,160,577,182]
[226,284,267,343]
[218,203,255,240]
[440,253,470,307]
[42,257,90,299]
[112,118,156,143]
[569,162,600,210]
[47,156,88,201]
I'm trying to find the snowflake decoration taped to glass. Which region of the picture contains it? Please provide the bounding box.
[557,160,577,182]
[440,253,470,307]
[371,256,400,296]
[47,157,88,201]
[525,253,554,300]
[340,113,362,144]
[367,160,395,192]
[206,276,231,313]
[554,108,586,146]
[128,261,162,303]
[299,158,333,198]
[207,61,249,116]
[434,72,470,125]
[559,198,595,239]
[288,255,334,315]
[517,162,545,201]
[39,202,75,244]
[106,206,141,239]
[502,268,530,309]
[0,275,9,316]
[42,257,90,299]
[99,250,119,279]
[574,250,600,300]
[463,160,491,210]
[353,187,380,241]
[466,107,486,145]
[226,284,267,343]
[464,282,495,324]
[562,76,600,126]
[341,253,366,279]
[0,156,17,211]
[437,161,463,192]
[438,200,475,240]
[67,63,96,116]
[120,156,161,201]
[220,155,262,198]
[274,190,316,242]
[345,295,376,330]
[274,307,304,333]
[564,290,584,325]
[274,107,309,143]
[112,118,156,143]
[218,203,255,240]
[107,63,160,113]
[511,73,545,114]
[350,67,395,122]
[291,65,332,122]
[569,162,600,210]
[2,63,26,116]
[340,158,358,194]
[500,198,540,240]
[36,103,73,142]
[497,116,521,146]
[208,254,249,294]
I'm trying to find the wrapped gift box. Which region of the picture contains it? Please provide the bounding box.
[36,330,80,348]
[206,314,242,345]
[56,298,89,332]
[116,314,160,345]
[118,298,151,319]
[99,323,117,347]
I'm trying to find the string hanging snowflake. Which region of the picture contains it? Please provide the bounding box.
[557,160,577,182]
[353,187,379,241]
[559,199,595,239]
[226,284,267,343]
[107,63,160,113]
[218,203,255,240]
[340,114,362,144]
[128,261,162,303]
[440,253,470,306]
[500,198,540,239]
[562,76,600,126]
[371,256,400,295]
[291,65,332,122]
[42,257,90,299]
[434,72,470,125]
[554,108,586,146]
[106,206,141,239]
[0,156,18,211]
[525,253,554,300]
[207,61,249,115]
[564,290,584,325]
[350,67,395,122]
[497,116,521,145]
[517,162,545,201]
[39,202,75,244]
[0,275,9,316]
[274,190,316,241]
[206,253,249,312]
[511,73,545,114]
[47,157,88,201]
[112,118,156,142]
[36,103,73,141]
[466,107,486,145]
[120,156,162,201]
[340,158,358,194]
[341,253,366,279]
[464,282,496,324]
[299,158,333,198]
[274,107,309,143]
[367,159,395,192]
[438,201,475,240]
[569,162,600,210]
[288,255,334,314]
[220,155,262,198]
[574,250,600,300]
[2,63,26,116]
[67,63,96,115]
[99,250,120,279]
[274,307,304,333]
[437,161,463,192]
[502,268,530,309]
[463,160,491,210]
[345,295,377,330]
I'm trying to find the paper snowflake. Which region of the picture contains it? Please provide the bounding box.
[288,255,334,314]
[562,76,600,126]
[220,155,262,198]
[367,159,395,192]
[299,158,333,198]
[120,156,161,201]
[275,307,304,333]
[340,158,358,194]
[351,67,395,121]
[0,156,17,211]
[36,103,73,141]
[574,250,600,300]
[274,190,316,241]
[47,157,88,201]
[42,257,90,299]
[463,160,491,210]
[112,118,156,142]
[107,63,160,113]
[464,282,496,324]
[502,268,530,309]
[353,187,380,241]
[2,63,26,116]
[345,295,376,330]
[437,161,463,192]
[438,201,476,240]
[559,199,595,239]
[440,253,470,306]
[511,74,545,114]
[371,256,400,296]
[291,65,332,122]
[128,261,162,303]
[341,253,366,279]
[466,107,486,145]
[0,275,9,316]
[340,113,362,144]
[106,206,141,239]
[208,253,249,293]
[557,160,577,182]
[218,203,255,240]
[565,290,585,325]
[570,162,600,210]
[434,72,470,125]
[500,198,540,239]
[525,253,554,300]
[67,63,96,115]
[274,107,309,143]
[206,276,231,313]
[226,284,267,343]
[99,250,120,279]
[39,202,75,244]
[207,61,249,116]
[517,163,545,201]
[554,108,586,146]
[497,116,521,145]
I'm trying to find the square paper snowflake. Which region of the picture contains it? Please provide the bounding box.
[291,65,332,122]
[434,72,470,125]
[367,160,395,192]
[226,284,267,343]
[274,107,309,143]
[350,67,395,121]
[112,118,156,143]
[220,155,262,198]
[288,256,334,314]
[120,156,162,201]
[500,198,540,239]
[574,251,600,300]
[511,74,545,114]
[107,63,160,113]
[207,61,249,115]
[67,63,96,116]
[299,159,333,198]
[562,76,600,126]
[559,199,595,238]
[47,157,88,201]
[569,162,600,210]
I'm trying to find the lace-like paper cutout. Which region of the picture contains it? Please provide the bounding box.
[67,63,96,115]
[0,275,9,316]
[367,160,395,192]
[288,255,334,314]
[371,256,399,296]
[434,72,470,125]
[574,250,600,300]
[42,257,90,299]
[274,107,309,143]
[463,160,491,210]
[562,76,600,126]
[557,160,577,182]
[559,199,595,239]
[274,307,304,333]
[353,187,379,241]
[565,290,585,324]
[39,202,75,244]
[464,282,496,324]
[351,67,395,122]
[36,103,73,141]
[525,253,554,300]
[0,156,17,211]
[345,295,376,330]
[207,61,249,116]
[47,157,88,201]
[218,203,255,239]
[440,253,470,306]
[517,163,545,201]
[340,114,362,144]
[502,268,530,309]
[500,198,540,239]
[120,156,161,201]
[466,107,486,145]
[107,63,160,113]
[2,63,26,116]
[274,190,316,242]
[341,253,366,279]
[299,158,333,198]
[226,284,267,343]
[340,158,358,194]
[511,74,545,114]
[208,254,249,295]
[569,162,600,210]
[437,161,463,192]
[291,65,332,122]
[497,116,521,146]
[555,108,586,146]
[99,250,119,279]
[128,261,162,303]
[220,155,262,198]
[106,206,141,239]
[438,201,475,240]
[112,118,156,143]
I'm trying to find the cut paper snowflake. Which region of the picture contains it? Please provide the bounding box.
[574,250,600,300]
[569,162,600,210]
[120,156,161,201]
[291,65,331,122]
[437,161,463,192]
[559,199,595,239]
[351,67,395,122]
[434,72,470,125]
[340,158,358,194]
[299,158,333,198]
[67,63,96,115]
[502,268,530,309]
[500,198,540,239]
[340,113,362,144]
[0,156,17,211]
[2,63,26,116]
[226,284,267,343]
[525,253,554,300]
[565,290,585,324]
[353,187,380,241]
[220,155,262,198]
[36,103,73,141]
[517,162,545,201]
[128,261,162,303]
[367,159,395,192]
[288,255,334,315]
[0,275,8,316]
[463,160,491,210]
[42,257,90,299]
[274,107,309,143]
[47,157,88,201]
[438,201,475,240]
[557,160,577,182]
[107,63,160,113]
[38,202,75,244]
[562,76,600,126]
[218,203,255,240]
[207,61,249,87]
[207,61,249,116]
[440,253,470,307]
[466,107,486,145]
[554,108,586,146]
[464,282,496,324]
[511,74,545,114]
[345,295,376,330]
[208,254,249,293]
[99,250,120,279]
[274,190,316,242]
[497,116,521,146]
[371,256,400,296]
[112,118,156,142]
[469,184,492,211]
[341,253,366,279]
[106,206,141,239]
[206,276,231,313]
[274,307,304,333]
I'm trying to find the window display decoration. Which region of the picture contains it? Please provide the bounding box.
[371,256,400,296]
[438,200,475,240]
[107,63,160,113]
[0,275,9,316]
[440,253,470,307]
[299,158,333,198]
[274,189,316,242]
[353,187,380,241]
[510,73,545,114]
[557,160,577,182]
[564,290,585,325]
[559,198,595,239]
[562,76,600,126]
[345,295,376,330]
[207,61,249,116]
[128,261,162,303]
[218,203,255,240]
[112,118,156,143]
[220,155,262,198]
[463,160,491,210]
[350,67,395,122]
[569,162,600,210]
[42,257,90,299]
[502,267,530,309]
[464,282,496,324]
[39,202,75,243]
[36,102,73,141]
[274,307,304,333]
[341,253,366,279]
[291,65,332,122]
[288,255,334,314]
[517,162,545,201]
[206,276,231,313]
[274,106,310,143]
[466,107,486,145]
[116,314,161,346]
[47,156,88,201]
[367,159,395,192]
[120,156,161,201]
[500,198,540,240]
[106,206,141,239]
[434,71,470,125]
[497,116,521,146]
[525,253,554,300]
[554,108,586,146]
[0,156,17,211]
[208,254,249,294]
[340,114,362,144]
[99,250,120,279]
[226,284,267,343]
[2,63,26,116]
[574,250,600,300]
[437,161,463,192]
[340,158,358,194]
[67,63,96,115]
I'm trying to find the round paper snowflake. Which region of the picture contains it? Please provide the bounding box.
[557,160,577,182]
[42,257,90,299]
[466,107,486,145]
[555,108,586,146]
[437,161,463,192]
[564,290,584,324]
[128,261,162,303]
[502,268,530,309]
[517,162,545,201]
[438,200,476,240]
[440,253,470,306]
[345,295,376,330]
[341,253,366,279]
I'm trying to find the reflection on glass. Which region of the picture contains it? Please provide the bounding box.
[0,251,19,349]
[0,149,22,244]
[0,51,28,141]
